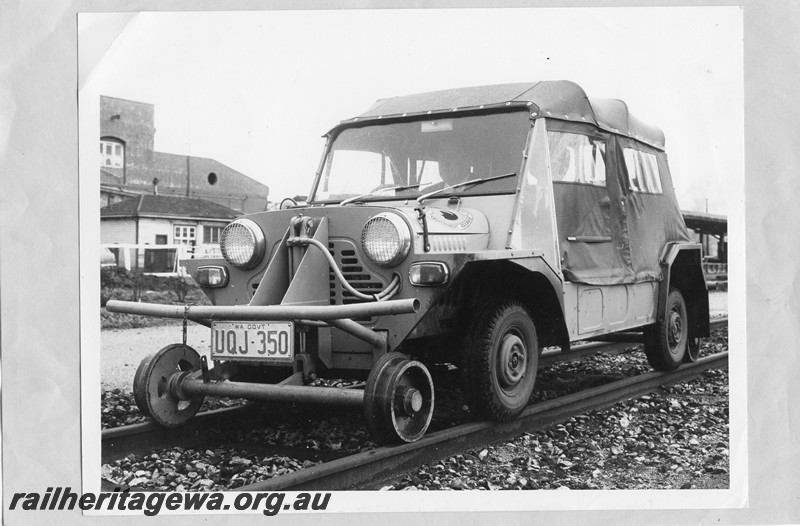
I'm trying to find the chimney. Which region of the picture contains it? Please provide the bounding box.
[152,177,159,195]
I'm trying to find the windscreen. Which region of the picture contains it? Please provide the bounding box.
[312,111,531,202]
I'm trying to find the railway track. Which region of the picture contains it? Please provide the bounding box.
[237,351,727,490]
[102,404,258,465]
[101,317,728,490]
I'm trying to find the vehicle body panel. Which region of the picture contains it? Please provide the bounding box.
[138,80,708,374]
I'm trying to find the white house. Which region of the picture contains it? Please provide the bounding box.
[101,194,239,272]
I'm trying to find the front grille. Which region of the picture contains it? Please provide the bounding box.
[328,239,386,305]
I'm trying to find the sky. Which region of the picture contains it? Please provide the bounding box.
[80,7,742,214]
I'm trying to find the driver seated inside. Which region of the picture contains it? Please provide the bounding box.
[421,150,473,193]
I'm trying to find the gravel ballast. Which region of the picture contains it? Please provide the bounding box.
[100,292,728,491]
[387,368,729,490]
[101,328,729,491]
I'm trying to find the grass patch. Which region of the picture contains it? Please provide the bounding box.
[101,267,210,330]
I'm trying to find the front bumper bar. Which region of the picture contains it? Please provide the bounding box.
[106,298,419,350]
[105,298,419,322]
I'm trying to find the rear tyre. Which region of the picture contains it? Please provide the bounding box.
[644,289,688,371]
[462,301,538,421]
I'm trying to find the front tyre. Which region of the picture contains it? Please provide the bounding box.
[463,301,539,421]
[644,288,688,371]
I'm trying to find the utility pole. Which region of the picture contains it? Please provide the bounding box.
[186,155,191,197]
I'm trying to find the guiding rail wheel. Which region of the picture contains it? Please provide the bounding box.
[463,300,539,421]
[363,352,435,444]
[133,344,205,428]
[644,288,689,371]
[684,336,702,363]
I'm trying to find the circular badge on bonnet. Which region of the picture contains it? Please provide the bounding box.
[426,208,474,230]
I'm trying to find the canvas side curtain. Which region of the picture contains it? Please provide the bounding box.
[550,131,634,284]
[551,131,691,285]
[619,138,692,282]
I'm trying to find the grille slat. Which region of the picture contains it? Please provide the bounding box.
[328,239,385,309]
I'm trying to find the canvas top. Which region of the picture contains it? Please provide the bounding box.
[339,80,665,150]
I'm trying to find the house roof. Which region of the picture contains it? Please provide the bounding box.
[100,195,239,221]
[100,168,122,185]
[338,80,665,150]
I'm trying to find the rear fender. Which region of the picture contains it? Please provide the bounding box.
[659,243,710,338]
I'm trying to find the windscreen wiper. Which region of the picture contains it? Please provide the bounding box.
[339,183,421,206]
[416,172,517,204]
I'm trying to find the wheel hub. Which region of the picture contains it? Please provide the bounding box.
[398,387,424,416]
[668,310,683,346]
[498,333,527,388]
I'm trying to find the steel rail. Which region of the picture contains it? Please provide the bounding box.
[540,316,728,366]
[101,405,258,464]
[540,341,634,367]
[101,318,727,471]
[237,351,728,491]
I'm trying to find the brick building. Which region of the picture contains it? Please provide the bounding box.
[100,95,269,213]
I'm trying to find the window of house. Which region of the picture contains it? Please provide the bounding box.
[623,148,663,194]
[203,226,222,244]
[174,225,196,247]
[547,131,606,186]
[100,139,124,168]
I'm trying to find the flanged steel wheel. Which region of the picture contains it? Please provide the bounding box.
[684,336,702,363]
[133,344,205,427]
[644,288,689,371]
[363,352,435,444]
[463,300,539,421]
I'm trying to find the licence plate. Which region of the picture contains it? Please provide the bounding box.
[211,321,294,362]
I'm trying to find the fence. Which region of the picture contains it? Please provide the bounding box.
[703,261,728,281]
[102,244,192,276]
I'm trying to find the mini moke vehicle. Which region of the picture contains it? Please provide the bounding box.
[108,81,710,444]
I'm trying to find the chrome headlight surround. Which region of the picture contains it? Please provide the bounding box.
[361,213,412,267]
[220,218,266,269]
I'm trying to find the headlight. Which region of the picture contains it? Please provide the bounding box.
[361,213,412,267]
[220,219,266,269]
